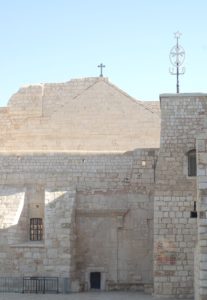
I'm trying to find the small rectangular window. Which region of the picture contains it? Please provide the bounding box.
[188,150,196,177]
[30,218,43,241]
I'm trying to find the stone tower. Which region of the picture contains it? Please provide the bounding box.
[154,93,207,298]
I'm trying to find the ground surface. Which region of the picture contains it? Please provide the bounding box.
[0,292,191,300]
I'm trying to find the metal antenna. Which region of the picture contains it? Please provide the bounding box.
[97,63,105,77]
[169,31,185,93]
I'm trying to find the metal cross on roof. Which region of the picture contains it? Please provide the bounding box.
[169,31,185,93]
[97,63,106,77]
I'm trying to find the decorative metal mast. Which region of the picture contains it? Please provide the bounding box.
[169,31,185,93]
[97,63,105,77]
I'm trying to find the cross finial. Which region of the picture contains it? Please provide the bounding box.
[169,31,185,93]
[97,63,105,77]
[174,31,182,40]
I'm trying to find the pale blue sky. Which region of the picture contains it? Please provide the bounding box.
[0,0,207,106]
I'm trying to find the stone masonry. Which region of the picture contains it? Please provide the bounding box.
[154,94,207,298]
[196,126,207,300]
[0,77,207,298]
[0,77,160,151]
[0,149,157,292]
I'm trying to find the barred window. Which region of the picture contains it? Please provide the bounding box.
[30,218,43,241]
[188,149,196,177]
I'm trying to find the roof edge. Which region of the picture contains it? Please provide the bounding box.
[160,93,207,98]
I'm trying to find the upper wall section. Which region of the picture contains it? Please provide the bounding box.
[157,93,207,190]
[159,93,207,151]
[0,77,160,152]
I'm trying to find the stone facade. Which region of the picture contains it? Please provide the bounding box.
[196,128,207,300]
[0,149,157,292]
[0,77,207,298]
[0,77,160,151]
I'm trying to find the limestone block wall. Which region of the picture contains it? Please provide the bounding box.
[0,149,157,290]
[44,189,76,278]
[154,94,207,298]
[0,150,157,189]
[76,191,153,290]
[0,187,76,282]
[0,188,26,274]
[8,85,43,116]
[0,77,160,151]
[195,244,199,300]
[195,131,207,300]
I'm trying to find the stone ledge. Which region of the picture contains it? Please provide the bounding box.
[10,242,45,248]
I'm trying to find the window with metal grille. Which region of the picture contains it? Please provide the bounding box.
[188,149,196,177]
[30,218,43,241]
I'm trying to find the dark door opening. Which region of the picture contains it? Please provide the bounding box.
[90,272,101,289]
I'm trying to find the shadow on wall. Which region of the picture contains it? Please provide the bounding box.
[0,188,76,283]
[0,177,154,293]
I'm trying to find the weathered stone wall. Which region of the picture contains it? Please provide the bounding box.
[76,191,153,291]
[154,94,207,298]
[0,149,157,291]
[0,77,160,151]
[0,188,75,281]
[44,189,76,278]
[0,150,157,188]
[195,130,207,300]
